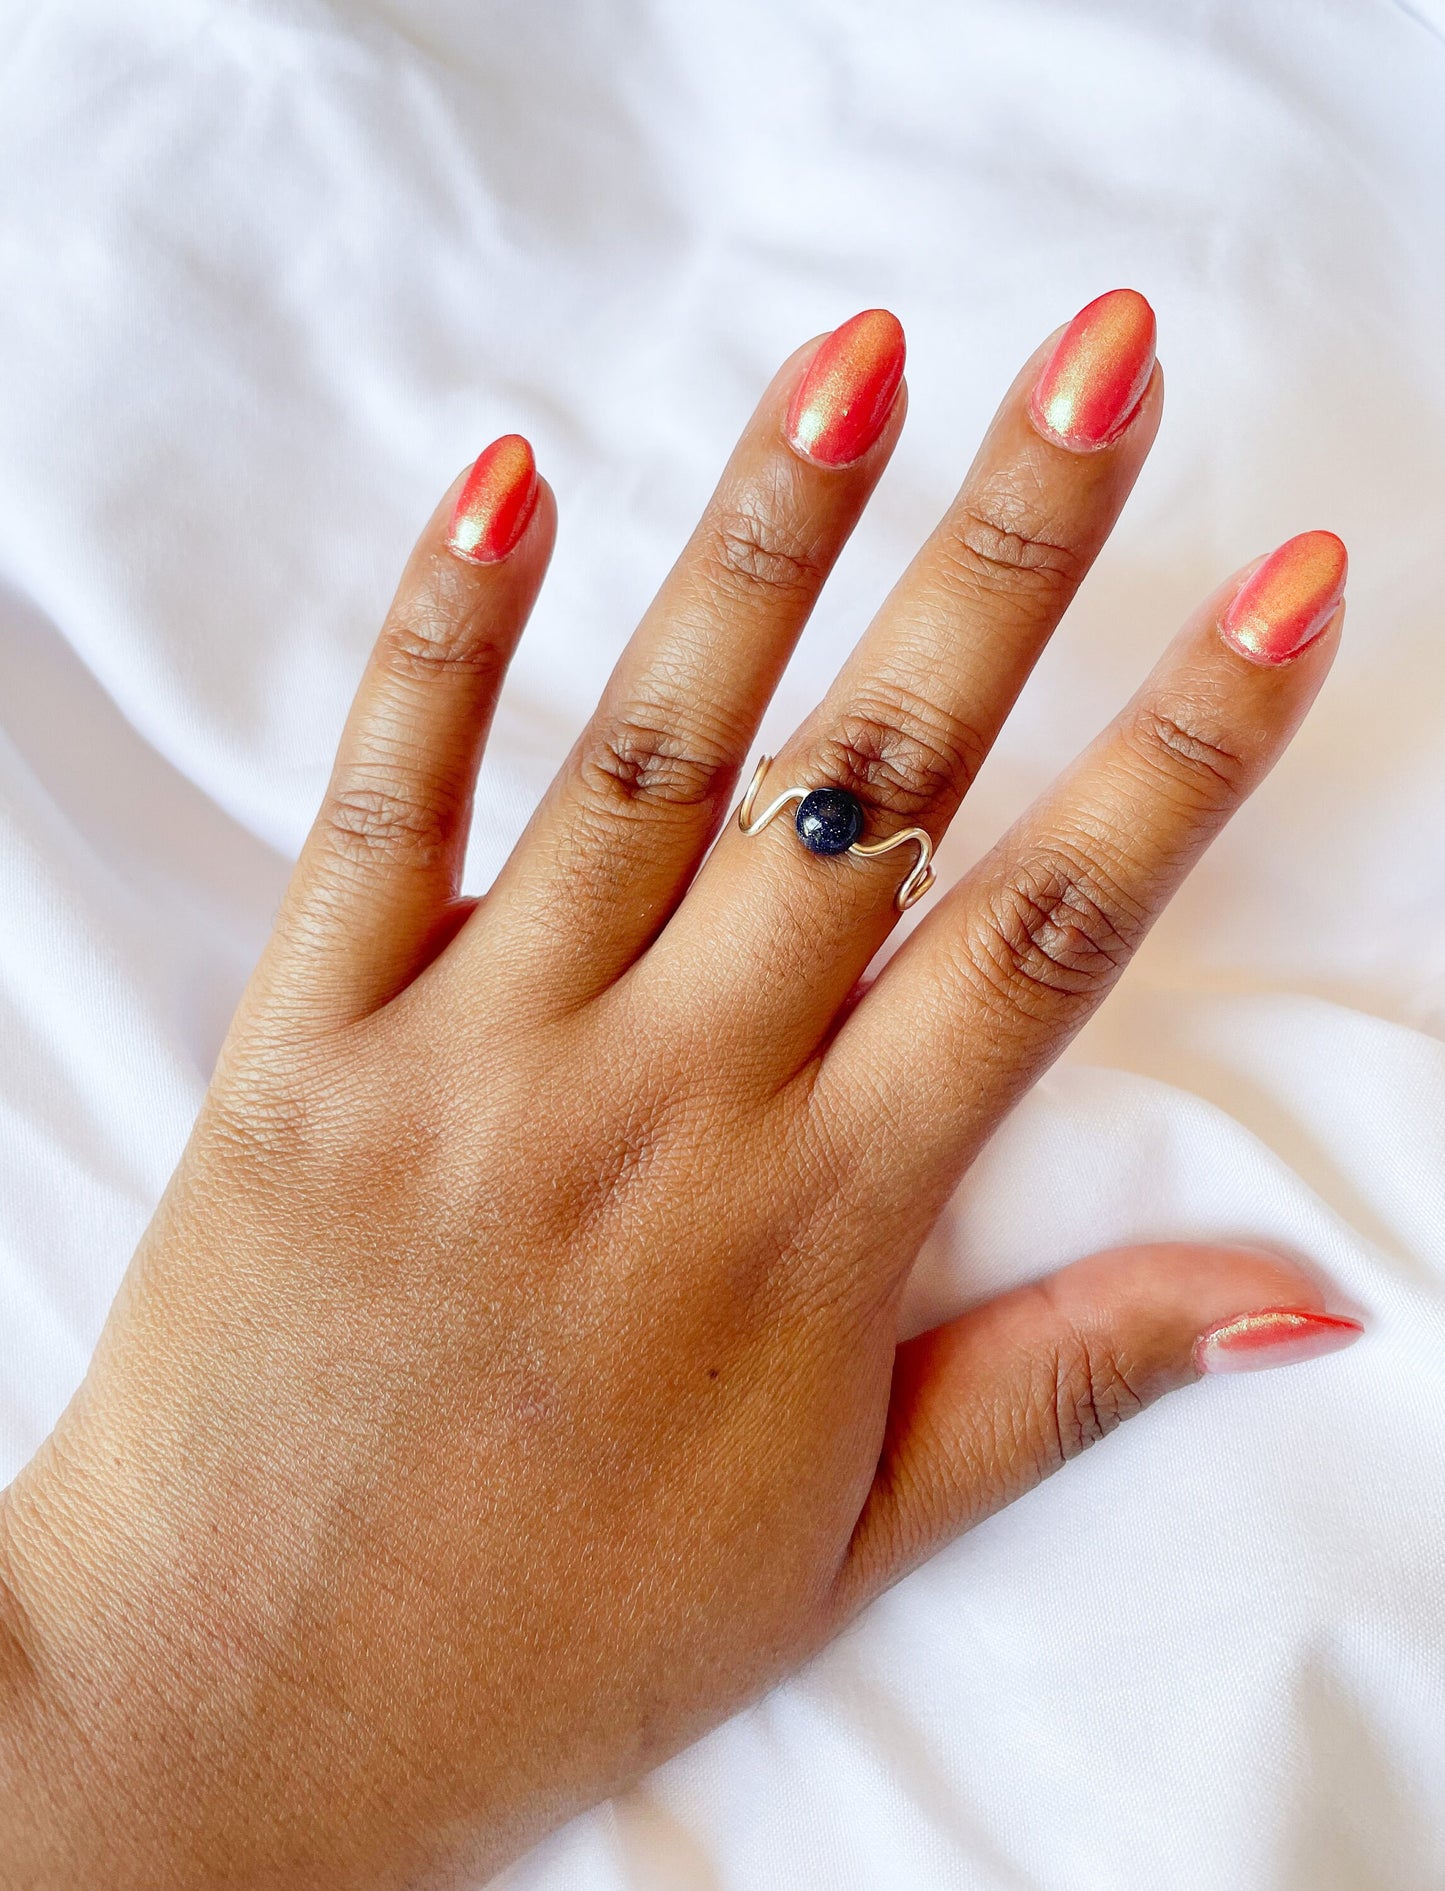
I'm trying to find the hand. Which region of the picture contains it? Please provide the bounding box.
[0,292,1361,1889]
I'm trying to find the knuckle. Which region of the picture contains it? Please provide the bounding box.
[815,687,987,818]
[379,578,510,684]
[577,705,732,818]
[1127,705,1249,810]
[321,780,453,871]
[704,504,826,608]
[1035,1333,1145,1468]
[969,844,1141,1017]
[942,492,1081,603]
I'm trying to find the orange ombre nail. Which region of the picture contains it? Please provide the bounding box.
[447,434,539,565]
[1219,530,1348,665]
[1028,289,1156,451]
[785,309,906,467]
[1194,1307,1363,1375]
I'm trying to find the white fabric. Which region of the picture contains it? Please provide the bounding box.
[3,2,1444,1883]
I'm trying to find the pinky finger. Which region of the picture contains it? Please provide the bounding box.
[251,438,555,1033]
[836,1243,1362,1611]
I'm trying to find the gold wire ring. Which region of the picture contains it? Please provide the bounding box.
[736,755,936,912]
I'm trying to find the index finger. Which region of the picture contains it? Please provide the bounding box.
[816,531,1347,1236]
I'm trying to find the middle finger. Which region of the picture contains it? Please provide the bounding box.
[653,289,1161,1083]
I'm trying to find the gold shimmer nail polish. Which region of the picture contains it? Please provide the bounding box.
[785,309,906,467]
[1219,530,1348,665]
[1028,288,1156,450]
[447,434,539,565]
[1194,1307,1363,1374]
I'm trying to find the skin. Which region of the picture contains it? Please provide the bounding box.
[0,320,1349,1889]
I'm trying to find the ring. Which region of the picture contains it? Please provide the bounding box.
[736,755,936,912]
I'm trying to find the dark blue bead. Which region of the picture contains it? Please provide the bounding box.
[795,787,865,856]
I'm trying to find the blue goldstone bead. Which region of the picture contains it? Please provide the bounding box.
[795,787,865,856]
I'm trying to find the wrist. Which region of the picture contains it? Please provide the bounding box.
[0,1485,79,1887]
[0,1476,170,1891]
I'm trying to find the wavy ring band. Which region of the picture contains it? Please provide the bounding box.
[736,755,936,912]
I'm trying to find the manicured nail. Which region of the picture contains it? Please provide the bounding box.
[446,434,539,564]
[1219,530,1348,665]
[1194,1307,1363,1375]
[1028,288,1156,451]
[785,309,906,467]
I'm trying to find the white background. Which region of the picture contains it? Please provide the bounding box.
[2,2,1444,1884]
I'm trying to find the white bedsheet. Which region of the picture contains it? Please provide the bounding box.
[3,2,1445,1884]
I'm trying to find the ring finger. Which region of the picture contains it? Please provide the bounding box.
[462,310,910,1008]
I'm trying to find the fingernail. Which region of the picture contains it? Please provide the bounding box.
[1219,530,1348,665]
[447,434,539,564]
[1194,1307,1364,1375]
[1028,288,1156,451]
[785,309,906,467]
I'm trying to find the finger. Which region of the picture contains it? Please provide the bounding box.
[462,312,908,1009]
[252,437,555,1029]
[820,531,1348,1226]
[652,290,1161,1086]
[836,1243,1363,1610]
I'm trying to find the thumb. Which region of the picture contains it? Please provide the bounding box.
[839,1243,1362,1609]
